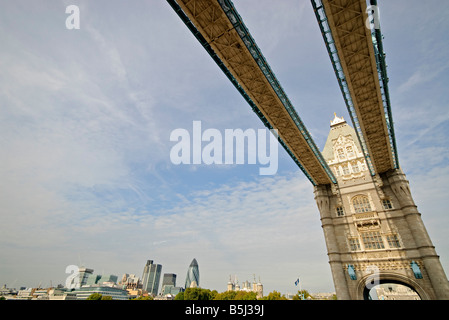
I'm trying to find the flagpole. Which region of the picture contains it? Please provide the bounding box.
[294,276,304,299]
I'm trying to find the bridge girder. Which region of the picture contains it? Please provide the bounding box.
[312,0,399,175]
[168,0,336,186]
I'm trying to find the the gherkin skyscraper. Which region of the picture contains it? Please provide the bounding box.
[184,258,199,289]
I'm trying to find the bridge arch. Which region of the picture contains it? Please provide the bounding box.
[355,272,432,300]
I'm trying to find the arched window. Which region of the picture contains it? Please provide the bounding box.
[352,195,372,213]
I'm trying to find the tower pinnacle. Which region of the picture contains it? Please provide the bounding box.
[330,113,346,126]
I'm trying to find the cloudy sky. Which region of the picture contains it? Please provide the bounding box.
[1,0,448,295]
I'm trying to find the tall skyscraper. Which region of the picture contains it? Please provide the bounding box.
[141,260,162,295]
[184,258,199,289]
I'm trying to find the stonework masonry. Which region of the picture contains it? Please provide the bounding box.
[314,114,449,300]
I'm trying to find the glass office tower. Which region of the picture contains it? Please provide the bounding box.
[161,273,177,295]
[162,273,176,287]
[184,258,199,288]
[141,260,162,295]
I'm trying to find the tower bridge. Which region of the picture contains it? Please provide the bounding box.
[167,0,449,299]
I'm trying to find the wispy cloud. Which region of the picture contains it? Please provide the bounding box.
[397,63,449,94]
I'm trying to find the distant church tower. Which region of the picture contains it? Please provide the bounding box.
[315,114,449,300]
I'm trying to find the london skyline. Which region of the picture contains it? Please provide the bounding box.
[1,1,448,295]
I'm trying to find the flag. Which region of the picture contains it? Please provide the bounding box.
[294,278,300,286]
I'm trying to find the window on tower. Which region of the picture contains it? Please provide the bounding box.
[334,167,340,177]
[387,234,401,248]
[382,199,393,210]
[361,231,385,250]
[346,146,354,157]
[337,148,345,159]
[349,238,361,251]
[336,206,344,217]
[361,162,367,171]
[352,195,372,213]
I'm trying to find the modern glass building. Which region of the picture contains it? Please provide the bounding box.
[184,258,199,288]
[162,273,176,287]
[78,267,94,287]
[84,273,118,286]
[86,274,102,286]
[161,273,176,294]
[161,273,185,295]
[97,274,118,284]
[141,260,162,295]
[72,285,129,300]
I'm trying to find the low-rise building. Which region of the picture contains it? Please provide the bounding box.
[48,288,77,300]
[71,283,129,300]
[0,285,18,300]
[310,292,337,300]
[375,284,420,300]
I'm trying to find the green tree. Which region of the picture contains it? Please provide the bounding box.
[292,290,311,300]
[262,290,287,300]
[210,290,218,300]
[101,295,113,300]
[234,291,258,300]
[214,290,237,300]
[214,290,258,300]
[134,295,153,300]
[183,288,213,300]
[86,293,103,300]
[174,292,184,300]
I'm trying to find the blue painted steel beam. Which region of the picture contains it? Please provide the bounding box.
[367,0,399,170]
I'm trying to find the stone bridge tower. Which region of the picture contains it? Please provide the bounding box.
[314,114,449,300]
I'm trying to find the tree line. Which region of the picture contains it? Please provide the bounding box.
[84,288,337,300]
[174,288,313,300]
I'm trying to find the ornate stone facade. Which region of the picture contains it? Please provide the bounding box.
[314,114,449,300]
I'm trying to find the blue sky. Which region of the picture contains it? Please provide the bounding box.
[1,0,448,295]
